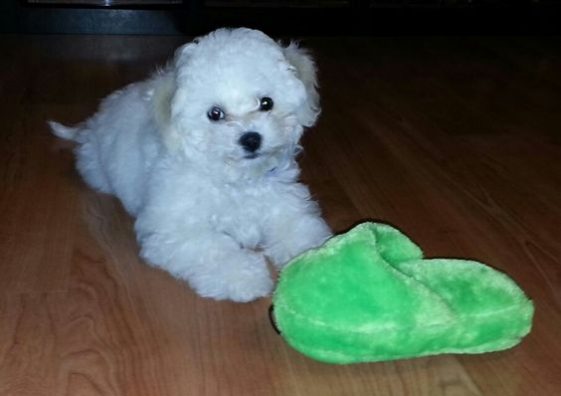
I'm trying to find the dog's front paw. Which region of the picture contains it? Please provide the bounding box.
[266,217,332,268]
[189,250,273,303]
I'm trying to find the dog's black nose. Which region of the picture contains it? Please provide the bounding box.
[239,132,262,153]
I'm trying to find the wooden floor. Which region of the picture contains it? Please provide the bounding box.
[1,33,561,395]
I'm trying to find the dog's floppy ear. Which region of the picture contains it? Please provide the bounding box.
[283,42,320,127]
[153,40,200,151]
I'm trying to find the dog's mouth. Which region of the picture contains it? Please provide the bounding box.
[243,152,260,160]
[242,145,297,162]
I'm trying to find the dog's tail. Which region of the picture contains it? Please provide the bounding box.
[48,121,81,141]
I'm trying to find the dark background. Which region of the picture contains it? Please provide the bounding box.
[2,1,561,36]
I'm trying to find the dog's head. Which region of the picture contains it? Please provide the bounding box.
[159,28,320,179]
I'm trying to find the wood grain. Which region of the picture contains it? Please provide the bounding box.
[1,34,561,395]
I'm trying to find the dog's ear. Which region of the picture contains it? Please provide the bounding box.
[283,42,320,128]
[173,38,199,69]
[154,39,200,151]
[152,73,182,151]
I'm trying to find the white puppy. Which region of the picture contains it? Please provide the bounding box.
[50,28,332,302]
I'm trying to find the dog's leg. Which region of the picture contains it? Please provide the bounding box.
[137,227,273,302]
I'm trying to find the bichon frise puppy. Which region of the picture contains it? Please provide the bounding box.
[50,28,332,302]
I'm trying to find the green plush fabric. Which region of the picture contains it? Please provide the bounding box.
[272,222,534,364]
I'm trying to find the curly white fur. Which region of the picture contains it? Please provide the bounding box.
[50,28,332,302]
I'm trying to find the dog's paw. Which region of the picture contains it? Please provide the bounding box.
[189,250,273,302]
[266,218,332,268]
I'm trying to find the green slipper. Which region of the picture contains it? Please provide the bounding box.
[272,222,534,364]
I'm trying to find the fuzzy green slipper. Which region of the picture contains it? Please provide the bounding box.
[272,222,534,364]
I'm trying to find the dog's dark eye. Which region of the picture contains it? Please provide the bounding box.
[259,97,274,111]
[207,106,225,122]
